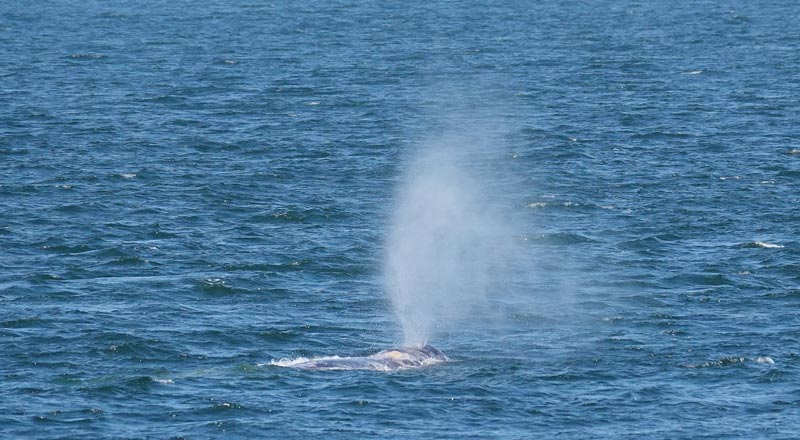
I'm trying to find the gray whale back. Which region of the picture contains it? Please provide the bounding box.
[278,345,448,371]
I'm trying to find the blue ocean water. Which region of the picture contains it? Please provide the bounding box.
[2,0,799,438]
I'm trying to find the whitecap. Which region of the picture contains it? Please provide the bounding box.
[755,356,775,365]
[264,356,316,367]
[69,53,106,59]
[753,241,784,249]
[120,173,136,179]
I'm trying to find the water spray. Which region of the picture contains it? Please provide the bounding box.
[384,130,513,347]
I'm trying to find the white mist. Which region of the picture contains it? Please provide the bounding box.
[384,132,512,347]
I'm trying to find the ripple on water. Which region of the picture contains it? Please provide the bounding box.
[32,407,105,425]
[1,316,44,328]
[522,232,598,246]
[662,273,733,287]
[76,375,176,396]
[738,241,785,249]
[257,328,301,342]
[197,277,246,295]
[222,261,309,273]
[66,53,107,60]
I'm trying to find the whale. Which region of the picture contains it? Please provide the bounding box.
[272,345,448,371]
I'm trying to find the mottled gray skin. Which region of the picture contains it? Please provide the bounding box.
[292,345,448,371]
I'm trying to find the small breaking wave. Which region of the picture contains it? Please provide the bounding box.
[754,241,784,249]
[741,241,784,249]
[684,356,776,368]
[267,356,337,368]
[67,53,107,60]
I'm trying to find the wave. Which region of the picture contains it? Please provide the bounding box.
[684,356,775,368]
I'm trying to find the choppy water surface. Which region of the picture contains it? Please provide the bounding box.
[2,1,800,438]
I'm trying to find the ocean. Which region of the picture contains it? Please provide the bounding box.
[1,0,799,438]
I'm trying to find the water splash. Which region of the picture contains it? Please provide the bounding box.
[384,130,514,347]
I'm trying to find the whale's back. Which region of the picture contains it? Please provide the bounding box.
[272,345,448,371]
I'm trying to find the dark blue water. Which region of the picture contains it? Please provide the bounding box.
[2,1,799,438]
